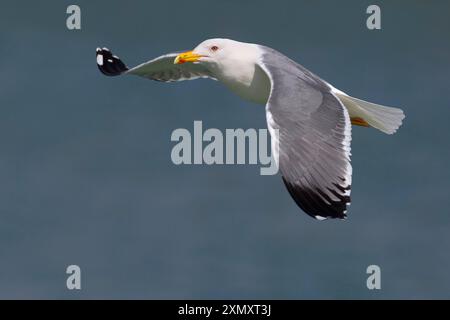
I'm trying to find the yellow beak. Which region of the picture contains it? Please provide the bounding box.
[174,51,203,64]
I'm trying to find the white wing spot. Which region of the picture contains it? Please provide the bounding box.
[96,54,103,66]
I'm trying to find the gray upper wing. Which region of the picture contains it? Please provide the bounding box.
[258,46,352,220]
[96,47,215,82]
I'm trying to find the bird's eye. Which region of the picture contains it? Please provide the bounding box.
[210,45,219,52]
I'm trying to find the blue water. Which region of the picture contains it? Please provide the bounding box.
[0,0,449,299]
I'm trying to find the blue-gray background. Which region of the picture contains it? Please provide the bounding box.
[0,0,449,299]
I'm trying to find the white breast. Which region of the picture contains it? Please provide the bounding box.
[213,44,271,105]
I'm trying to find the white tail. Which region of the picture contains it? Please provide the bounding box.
[336,93,405,135]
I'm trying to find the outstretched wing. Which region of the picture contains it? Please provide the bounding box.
[258,46,352,220]
[96,47,215,82]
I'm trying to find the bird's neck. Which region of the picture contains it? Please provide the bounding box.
[213,48,271,105]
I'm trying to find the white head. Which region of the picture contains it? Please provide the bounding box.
[174,38,261,75]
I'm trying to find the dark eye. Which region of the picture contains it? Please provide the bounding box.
[210,45,219,52]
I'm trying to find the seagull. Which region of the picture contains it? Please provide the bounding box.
[96,38,405,220]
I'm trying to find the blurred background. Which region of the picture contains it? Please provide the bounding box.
[0,0,449,299]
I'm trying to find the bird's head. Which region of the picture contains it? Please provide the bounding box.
[174,38,233,66]
[174,38,259,74]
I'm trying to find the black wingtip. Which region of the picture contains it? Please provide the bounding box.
[96,47,129,76]
[282,177,350,221]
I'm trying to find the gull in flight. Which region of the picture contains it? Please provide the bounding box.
[96,38,405,220]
